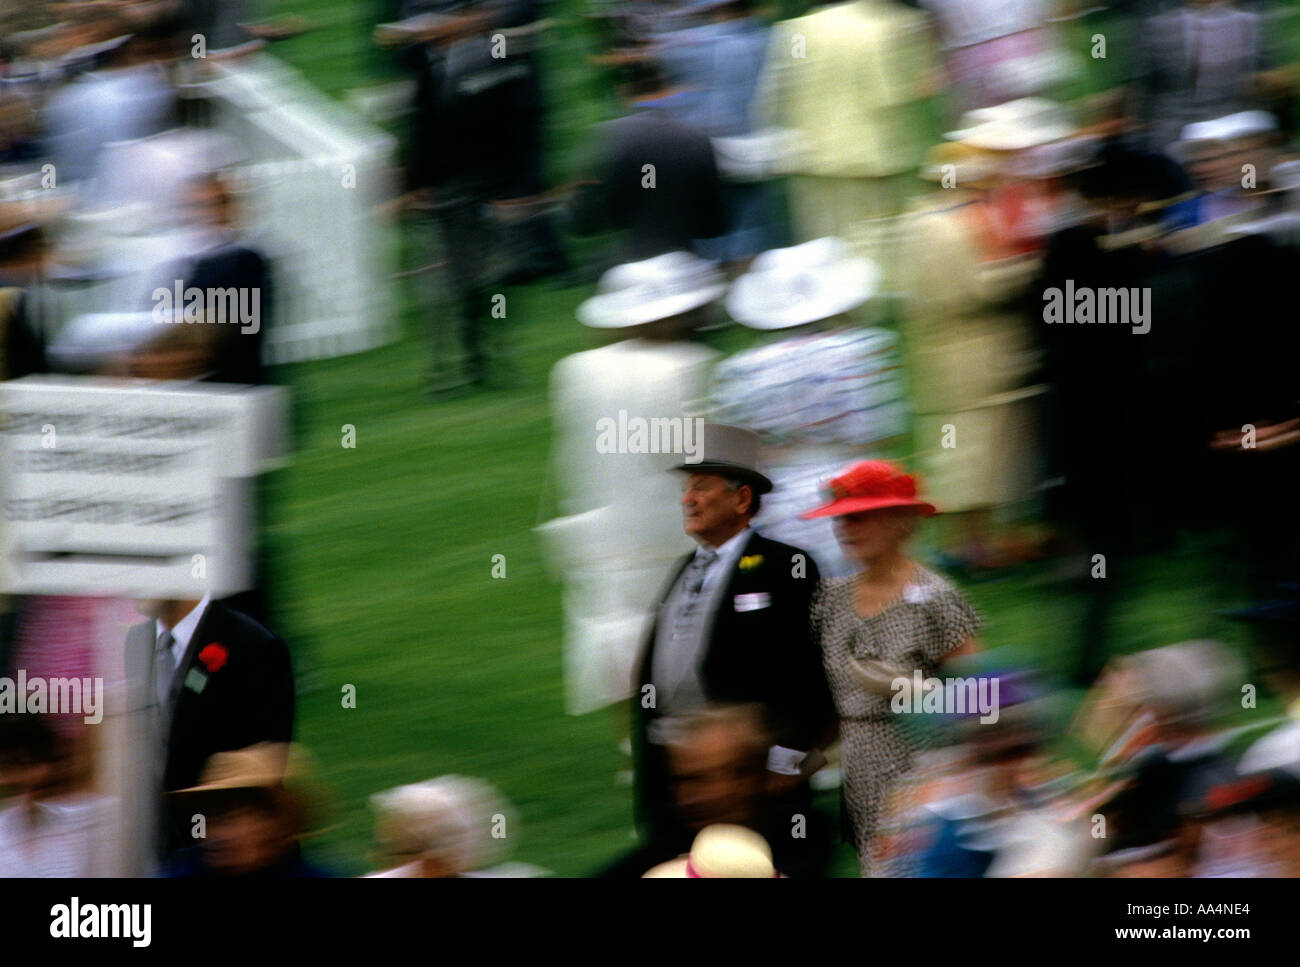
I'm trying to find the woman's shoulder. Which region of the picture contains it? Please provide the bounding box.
[818,574,856,594]
[809,576,861,646]
[903,564,972,606]
[812,574,855,609]
[904,564,982,646]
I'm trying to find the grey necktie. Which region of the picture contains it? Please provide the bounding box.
[684,549,717,597]
[154,630,177,708]
[662,549,719,697]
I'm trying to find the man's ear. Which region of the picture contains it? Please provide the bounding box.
[735,483,755,517]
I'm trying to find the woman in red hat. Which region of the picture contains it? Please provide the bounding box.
[801,460,980,876]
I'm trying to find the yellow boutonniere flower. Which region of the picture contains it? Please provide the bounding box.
[739,554,764,572]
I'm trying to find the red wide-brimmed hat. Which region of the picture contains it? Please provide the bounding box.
[800,460,937,519]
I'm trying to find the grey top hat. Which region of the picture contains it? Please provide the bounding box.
[671,423,772,494]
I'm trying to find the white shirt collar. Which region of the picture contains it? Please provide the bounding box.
[696,525,752,565]
[156,592,212,666]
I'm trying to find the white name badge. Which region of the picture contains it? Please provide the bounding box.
[734,592,771,612]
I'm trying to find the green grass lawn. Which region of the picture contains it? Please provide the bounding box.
[240,0,1294,876]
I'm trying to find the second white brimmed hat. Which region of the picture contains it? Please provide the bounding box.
[1180,110,1278,147]
[945,98,1074,152]
[577,251,727,329]
[726,237,879,330]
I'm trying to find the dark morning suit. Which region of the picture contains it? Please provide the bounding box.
[573,105,728,264]
[632,531,835,845]
[126,601,294,834]
[190,244,273,388]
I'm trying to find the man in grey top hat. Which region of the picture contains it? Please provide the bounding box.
[631,422,836,853]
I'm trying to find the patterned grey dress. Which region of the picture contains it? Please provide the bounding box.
[812,566,980,876]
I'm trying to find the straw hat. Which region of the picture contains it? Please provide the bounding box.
[168,743,328,835]
[642,824,778,877]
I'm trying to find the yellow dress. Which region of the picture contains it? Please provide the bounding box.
[897,191,1046,511]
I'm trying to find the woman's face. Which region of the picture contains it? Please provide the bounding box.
[833,508,917,562]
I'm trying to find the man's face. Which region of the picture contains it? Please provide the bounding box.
[1186,142,1239,193]
[126,338,212,381]
[0,758,55,798]
[668,724,765,831]
[681,474,748,545]
[184,177,234,231]
[133,598,167,620]
[204,800,291,875]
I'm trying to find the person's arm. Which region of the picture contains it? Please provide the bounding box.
[944,636,979,660]
[767,555,834,778]
[692,136,727,241]
[568,127,611,238]
[250,633,295,745]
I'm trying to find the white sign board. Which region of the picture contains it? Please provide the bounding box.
[0,377,288,597]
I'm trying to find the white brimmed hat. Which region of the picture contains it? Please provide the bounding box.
[726,237,879,330]
[577,251,727,329]
[1180,110,1277,147]
[946,98,1074,152]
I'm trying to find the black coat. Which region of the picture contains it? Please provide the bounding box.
[573,107,727,262]
[126,601,295,794]
[188,244,273,387]
[632,531,835,840]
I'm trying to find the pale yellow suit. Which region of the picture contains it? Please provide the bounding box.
[897,191,1046,511]
[753,0,938,283]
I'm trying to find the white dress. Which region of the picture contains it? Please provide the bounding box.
[0,794,115,877]
[539,338,719,715]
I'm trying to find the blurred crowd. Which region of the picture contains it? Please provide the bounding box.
[534,0,1300,878]
[2,0,1300,878]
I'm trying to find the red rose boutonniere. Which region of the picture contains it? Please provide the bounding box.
[198,643,229,674]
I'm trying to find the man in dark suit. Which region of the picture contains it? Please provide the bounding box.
[167,172,273,388]
[632,423,835,853]
[602,703,835,876]
[126,593,294,857]
[572,58,727,264]
[396,0,562,388]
